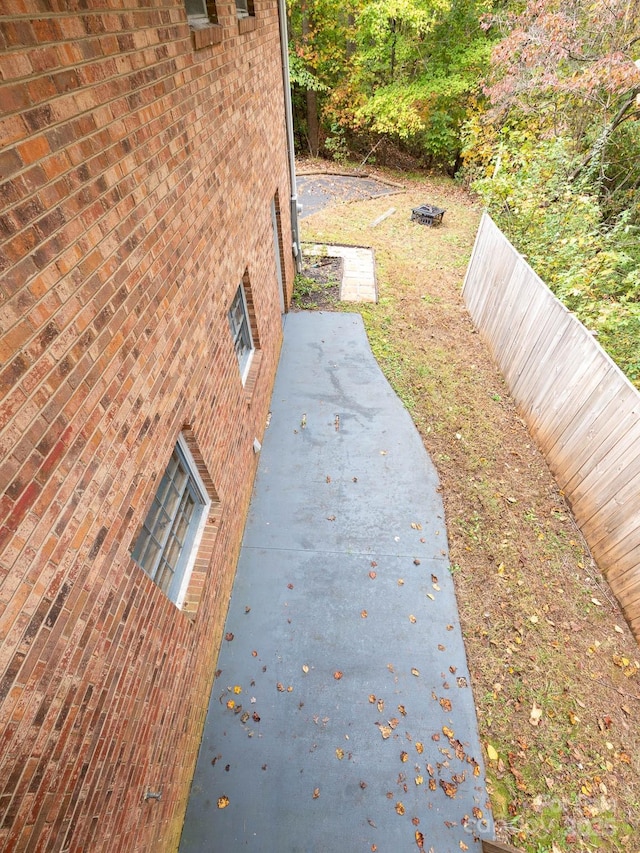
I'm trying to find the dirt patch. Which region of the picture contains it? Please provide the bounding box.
[292,254,343,310]
[298,165,640,852]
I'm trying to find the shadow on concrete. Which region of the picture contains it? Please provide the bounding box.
[180,312,492,852]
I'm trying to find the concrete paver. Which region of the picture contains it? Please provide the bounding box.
[180,312,492,852]
[303,243,377,303]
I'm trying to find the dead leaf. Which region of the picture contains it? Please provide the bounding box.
[398,704,407,716]
[411,522,422,530]
[336,748,344,760]
[327,515,336,521]
[217,795,229,809]
[400,751,408,762]
[411,668,420,677]
[415,742,424,754]
[378,724,392,739]
[412,817,420,826]
[472,807,483,819]
[415,830,425,849]
[302,664,309,673]
[395,802,405,815]
[226,699,235,710]
[326,475,331,483]
[437,644,446,651]
[426,593,435,600]
[276,682,285,692]
[369,694,376,703]
[440,697,452,712]
[367,818,377,828]
[409,614,417,623]
[442,726,454,739]
[252,712,260,722]
[413,558,421,566]
[312,787,320,799]
[428,778,437,790]
[529,703,543,726]
[369,571,377,579]
[361,610,368,618]
[377,699,385,712]
[251,650,258,657]
[388,717,399,729]
[225,633,234,642]
[440,780,457,798]
[487,744,498,761]
[334,671,343,680]
[397,578,405,586]
[415,775,424,785]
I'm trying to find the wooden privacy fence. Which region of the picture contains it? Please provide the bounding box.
[462,213,640,643]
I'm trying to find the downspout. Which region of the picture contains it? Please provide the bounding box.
[277,0,302,272]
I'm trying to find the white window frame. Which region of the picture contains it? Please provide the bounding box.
[132,434,211,609]
[228,282,255,384]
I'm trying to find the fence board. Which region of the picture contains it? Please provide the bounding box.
[462,213,640,643]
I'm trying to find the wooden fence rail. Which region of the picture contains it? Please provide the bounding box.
[462,213,640,643]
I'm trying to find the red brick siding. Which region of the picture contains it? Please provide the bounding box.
[0,1,295,849]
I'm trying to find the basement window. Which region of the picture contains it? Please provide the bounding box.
[228,281,255,383]
[235,0,255,18]
[132,434,211,609]
[184,0,218,26]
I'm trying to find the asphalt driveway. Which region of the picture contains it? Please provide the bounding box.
[179,312,492,852]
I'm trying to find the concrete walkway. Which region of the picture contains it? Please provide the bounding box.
[180,313,492,852]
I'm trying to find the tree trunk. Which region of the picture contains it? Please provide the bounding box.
[306,88,320,156]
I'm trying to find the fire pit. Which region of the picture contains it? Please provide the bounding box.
[411,204,445,227]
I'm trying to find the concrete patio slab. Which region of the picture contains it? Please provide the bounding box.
[180,312,492,853]
[297,174,397,218]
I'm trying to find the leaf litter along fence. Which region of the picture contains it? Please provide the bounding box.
[462,213,640,644]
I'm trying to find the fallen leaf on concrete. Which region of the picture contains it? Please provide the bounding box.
[361,610,368,618]
[415,830,425,849]
[440,780,457,798]
[400,751,408,762]
[377,699,385,712]
[411,668,420,677]
[225,633,234,641]
[395,802,405,815]
[334,671,343,680]
[336,748,344,760]
[409,615,417,623]
[369,571,377,579]
[415,742,424,754]
[217,796,229,809]
[440,697,452,712]
[312,788,320,799]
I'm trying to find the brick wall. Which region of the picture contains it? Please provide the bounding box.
[0,1,295,849]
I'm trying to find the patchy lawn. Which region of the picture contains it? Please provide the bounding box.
[296,163,640,852]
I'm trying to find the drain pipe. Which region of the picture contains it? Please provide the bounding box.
[277,0,302,272]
